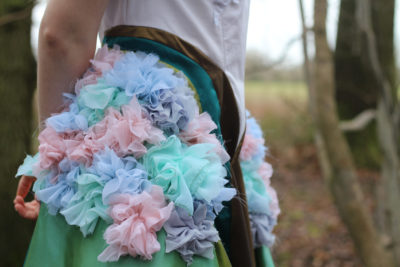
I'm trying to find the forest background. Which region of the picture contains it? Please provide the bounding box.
[1,0,400,266]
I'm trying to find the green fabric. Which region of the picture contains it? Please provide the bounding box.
[255,246,275,267]
[24,206,231,267]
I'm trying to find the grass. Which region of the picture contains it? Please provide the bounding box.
[245,80,313,150]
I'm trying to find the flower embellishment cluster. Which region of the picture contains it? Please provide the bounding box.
[240,112,280,248]
[16,46,234,264]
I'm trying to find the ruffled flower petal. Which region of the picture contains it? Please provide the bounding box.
[249,213,277,248]
[60,171,111,236]
[77,79,131,126]
[163,202,220,264]
[103,51,197,134]
[180,112,230,163]
[15,153,39,177]
[98,185,173,261]
[87,97,165,158]
[33,158,80,215]
[75,45,123,94]
[143,135,227,215]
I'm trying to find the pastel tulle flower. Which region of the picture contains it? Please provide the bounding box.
[204,187,236,220]
[240,133,265,162]
[241,160,271,215]
[103,51,197,134]
[86,147,152,204]
[98,186,173,262]
[16,153,40,177]
[143,135,227,215]
[60,148,151,236]
[258,162,280,219]
[38,126,70,169]
[163,202,220,264]
[87,97,165,158]
[60,171,111,236]
[180,112,230,163]
[246,112,264,139]
[46,94,89,133]
[75,45,123,93]
[33,158,80,215]
[77,79,131,126]
[249,213,277,248]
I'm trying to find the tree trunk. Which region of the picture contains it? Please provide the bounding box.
[355,0,400,263]
[334,0,396,168]
[309,0,396,266]
[0,1,36,266]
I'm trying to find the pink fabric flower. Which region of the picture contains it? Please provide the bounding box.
[38,127,75,169]
[98,186,174,262]
[258,162,280,218]
[88,97,165,158]
[180,112,230,163]
[75,45,123,93]
[240,133,264,161]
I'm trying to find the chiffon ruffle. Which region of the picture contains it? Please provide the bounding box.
[240,112,280,249]
[163,202,220,264]
[98,185,173,261]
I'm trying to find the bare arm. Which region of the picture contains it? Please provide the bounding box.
[15,0,109,219]
[38,0,109,122]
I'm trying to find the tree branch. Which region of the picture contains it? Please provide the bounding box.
[0,4,33,27]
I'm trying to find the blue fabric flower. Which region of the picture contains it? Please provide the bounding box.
[60,148,151,236]
[103,51,197,134]
[33,158,80,215]
[46,94,88,132]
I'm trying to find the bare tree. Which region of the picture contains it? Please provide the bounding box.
[356,0,400,264]
[298,0,396,265]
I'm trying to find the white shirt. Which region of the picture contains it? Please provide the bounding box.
[99,0,250,140]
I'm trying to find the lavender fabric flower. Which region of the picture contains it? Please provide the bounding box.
[249,213,277,248]
[163,202,220,264]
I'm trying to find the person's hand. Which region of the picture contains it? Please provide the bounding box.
[14,175,40,220]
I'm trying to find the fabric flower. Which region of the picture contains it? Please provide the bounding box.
[163,202,220,264]
[61,148,151,236]
[33,158,80,215]
[103,51,197,134]
[87,97,165,158]
[241,161,271,215]
[16,153,40,177]
[180,112,230,163]
[60,171,111,236]
[46,94,89,133]
[38,126,70,169]
[98,185,173,262]
[86,147,152,204]
[75,45,123,93]
[249,213,277,248]
[240,133,265,162]
[258,162,280,219]
[142,135,227,215]
[77,79,131,126]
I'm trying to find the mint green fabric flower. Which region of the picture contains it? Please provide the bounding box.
[77,79,130,126]
[142,135,227,215]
